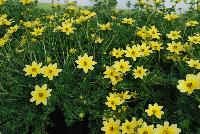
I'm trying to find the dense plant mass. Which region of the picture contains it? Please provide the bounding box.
[0,0,200,134]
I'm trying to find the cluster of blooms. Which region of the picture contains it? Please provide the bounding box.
[0,24,19,47]
[145,103,164,119]
[20,19,42,28]
[99,22,112,31]
[121,18,135,25]
[105,91,131,110]
[23,61,62,105]
[105,90,164,118]
[177,73,200,94]
[57,20,75,35]
[104,43,152,85]
[55,7,96,35]
[137,25,161,40]
[76,9,96,24]
[23,61,62,80]
[101,117,181,134]
[164,13,179,21]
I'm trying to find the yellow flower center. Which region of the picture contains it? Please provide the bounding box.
[110,126,114,131]
[152,109,157,114]
[163,130,169,134]
[173,46,177,49]
[32,68,36,72]
[120,65,124,69]
[83,61,88,66]
[137,70,142,74]
[193,39,197,42]
[143,131,148,134]
[126,125,130,130]
[39,93,44,97]
[187,83,192,88]
[49,70,53,74]
[193,64,198,67]
[111,101,115,105]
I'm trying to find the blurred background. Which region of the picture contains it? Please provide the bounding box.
[39,0,190,11]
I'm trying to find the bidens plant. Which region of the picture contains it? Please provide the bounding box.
[0,0,200,134]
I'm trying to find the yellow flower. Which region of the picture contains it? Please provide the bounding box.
[138,43,153,57]
[69,48,77,54]
[188,35,200,45]
[23,21,32,28]
[0,36,9,47]
[103,66,123,85]
[166,31,181,40]
[133,66,148,79]
[46,15,55,21]
[164,13,179,21]
[104,66,118,79]
[76,15,90,24]
[186,59,200,69]
[30,27,44,36]
[113,59,131,74]
[7,25,19,35]
[121,119,136,134]
[124,45,141,61]
[99,22,112,31]
[46,57,52,63]
[153,0,162,4]
[177,74,200,94]
[185,20,199,27]
[101,118,121,134]
[121,18,135,25]
[148,26,161,39]
[0,14,12,26]
[79,112,85,118]
[105,93,122,110]
[30,84,52,105]
[131,117,144,131]
[57,22,75,35]
[150,41,164,51]
[154,121,181,134]
[41,63,62,80]
[167,41,184,54]
[145,103,164,119]
[111,16,116,20]
[20,0,32,5]
[111,48,124,58]
[167,55,181,62]
[0,0,6,6]
[137,122,154,134]
[137,26,149,39]
[32,19,42,27]
[75,53,97,73]
[23,61,42,77]
[95,37,104,44]
[119,91,131,102]
[110,74,123,85]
